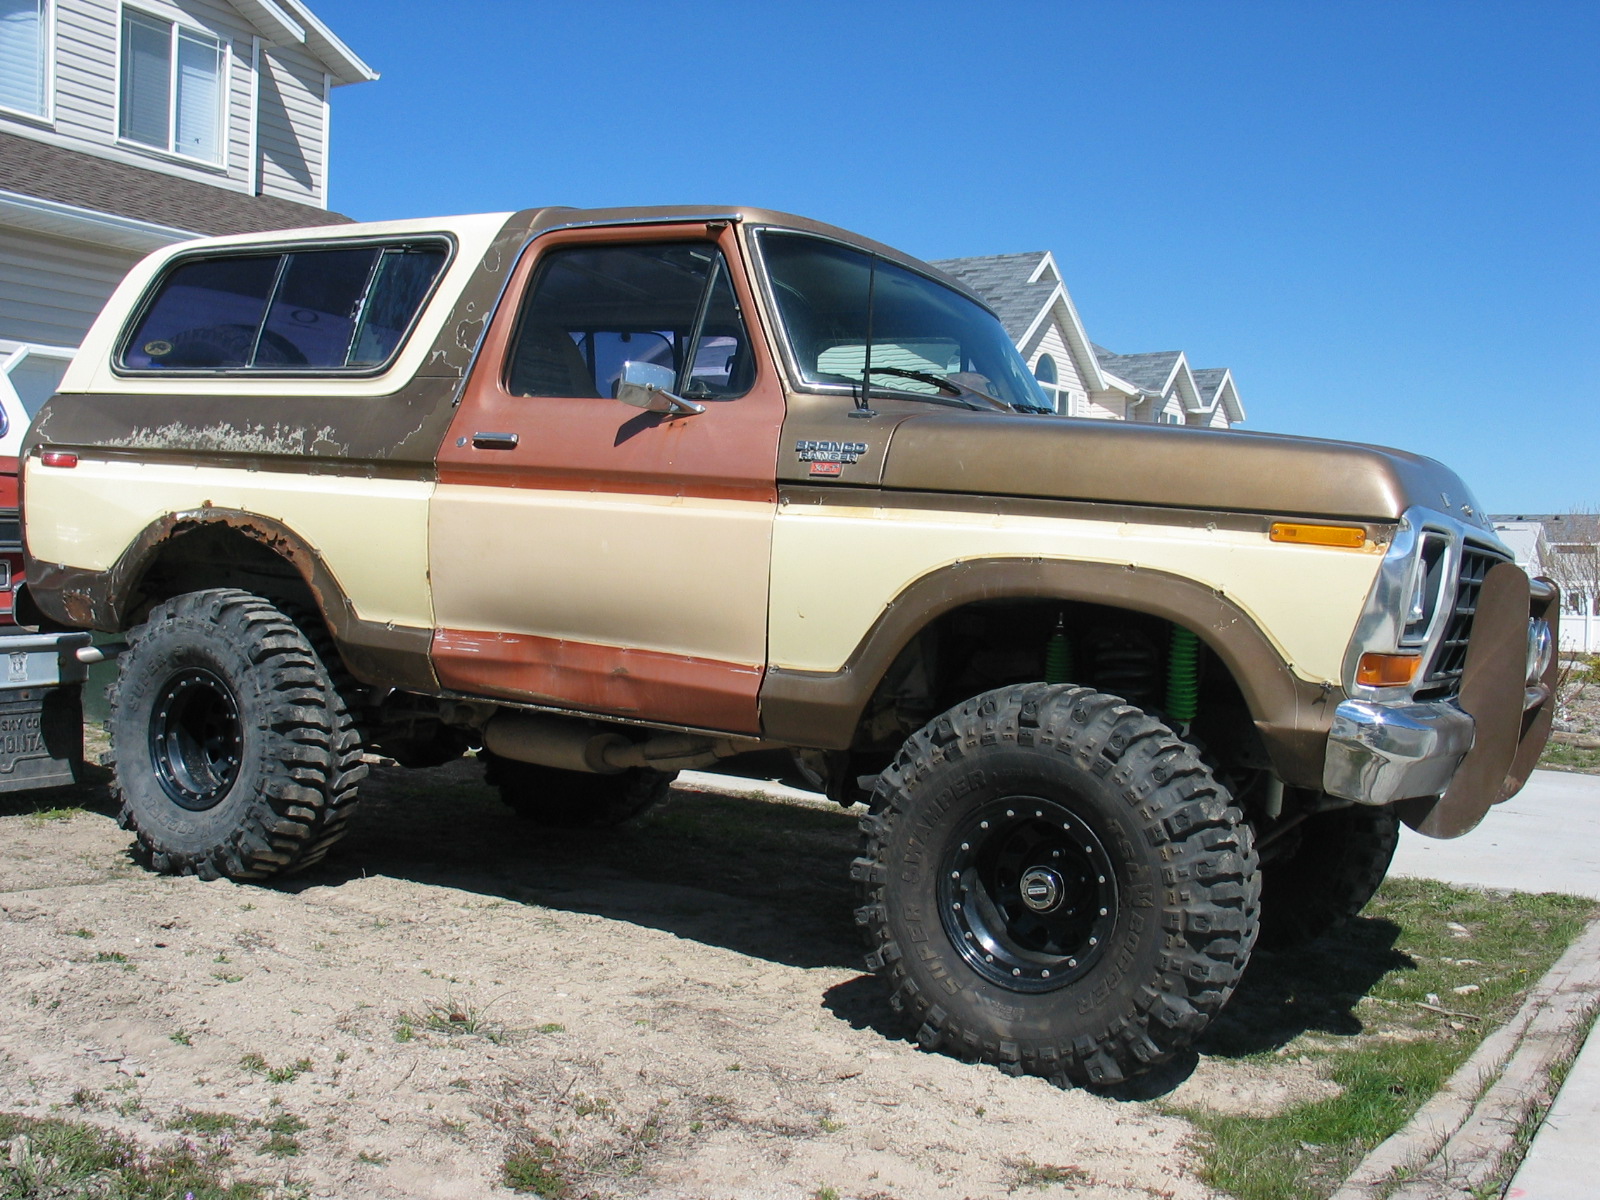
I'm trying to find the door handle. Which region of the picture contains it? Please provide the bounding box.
[471,431,520,450]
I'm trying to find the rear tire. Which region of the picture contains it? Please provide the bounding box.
[1257,803,1399,950]
[108,589,366,880]
[484,752,673,827]
[854,683,1260,1087]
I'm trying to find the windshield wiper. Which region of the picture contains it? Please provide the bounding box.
[864,367,1016,414]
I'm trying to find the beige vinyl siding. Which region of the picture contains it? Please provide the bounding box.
[1022,321,1086,415]
[1080,390,1128,421]
[52,0,117,140]
[256,43,324,205]
[0,226,140,345]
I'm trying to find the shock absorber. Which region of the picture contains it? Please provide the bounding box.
[1165,625,1201,723]
[1044,613,1073,684]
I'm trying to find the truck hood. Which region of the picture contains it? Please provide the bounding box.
[879,413,1490,528]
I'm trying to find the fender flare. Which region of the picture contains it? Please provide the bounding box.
[758,556,1341,789]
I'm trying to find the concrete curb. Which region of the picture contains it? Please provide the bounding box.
[1330,917,1600,1200]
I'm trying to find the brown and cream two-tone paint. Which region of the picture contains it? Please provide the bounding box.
[18,204,1512,788]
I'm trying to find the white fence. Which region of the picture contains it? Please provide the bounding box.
[1561,610,1600,654]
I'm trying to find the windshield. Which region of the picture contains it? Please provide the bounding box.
[757,231,1052,412]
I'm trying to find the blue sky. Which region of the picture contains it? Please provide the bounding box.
[312,0,1596,514]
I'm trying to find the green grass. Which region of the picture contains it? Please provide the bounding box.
[0,1110,267,1198]
[399,999,511,1044]
[1538,741,1600,772]
[1174,878,1599,1200]
[167,1109,242,1134]
[502,1136,570,1197]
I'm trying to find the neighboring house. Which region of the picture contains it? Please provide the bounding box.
[1491,513,1599,653]
[932,250,1245,428]
[1490,518,1551,580]
[0,0,374,419]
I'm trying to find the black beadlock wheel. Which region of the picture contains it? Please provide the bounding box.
[1257,803,1400,950]
[483,752,674,828]
[107,589,367,881]
[854,683,1261,1087]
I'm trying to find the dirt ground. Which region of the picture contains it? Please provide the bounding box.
[0,747,1337,1200]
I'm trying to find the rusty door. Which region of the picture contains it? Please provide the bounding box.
[429,222,784,733]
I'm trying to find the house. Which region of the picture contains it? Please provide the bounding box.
[932,251,1245,428]
[0,0,374,417]
[1491,513,1599,653]
[1490,518,1551,580]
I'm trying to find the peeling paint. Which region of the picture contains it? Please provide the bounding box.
[104,422,352,457]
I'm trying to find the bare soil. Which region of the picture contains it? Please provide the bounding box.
[0,748,1347,1200]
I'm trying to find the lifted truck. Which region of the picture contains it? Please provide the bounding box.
[18,206,1558,1086]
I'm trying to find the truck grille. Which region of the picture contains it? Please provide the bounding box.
[1420,545,1510,693]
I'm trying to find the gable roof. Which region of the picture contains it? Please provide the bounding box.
[1191,367,1228,404]
[234,0,377,86]
[0,130,353,238]
[930,252,1056,342]
[932,252,1114,393]
[1093,346,1183,394]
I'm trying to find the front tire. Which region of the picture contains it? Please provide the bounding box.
[855,684,1260,1087]
[108,589,366,880]
[1257,803,1400,949]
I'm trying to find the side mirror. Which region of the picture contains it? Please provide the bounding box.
[614,361,705,417]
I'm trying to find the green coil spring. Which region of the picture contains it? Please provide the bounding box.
[1044,615,1073,684]
[1165,625,1201,722]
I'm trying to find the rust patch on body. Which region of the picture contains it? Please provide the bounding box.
[433,628,762,734]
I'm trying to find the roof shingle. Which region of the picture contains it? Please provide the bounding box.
[0,130,352,237]
[930,253,1056,340]
[1093,346,1182,393]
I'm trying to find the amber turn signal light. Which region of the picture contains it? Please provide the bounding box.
[1357,653,1421,687]
[1269,522,1366,548]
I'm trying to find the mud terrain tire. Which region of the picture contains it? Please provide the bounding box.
[1257,803,1400,950]
[484,753,674,827]
[108,589,367,880]
[854,683,1260,1087]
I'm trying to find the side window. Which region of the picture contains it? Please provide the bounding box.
[505,242,753,400]
[120,242,449,373]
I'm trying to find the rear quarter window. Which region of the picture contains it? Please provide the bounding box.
[119,239,451,375]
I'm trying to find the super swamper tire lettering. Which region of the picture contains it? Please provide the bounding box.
[854,683,1261,1086]
[108,589,366,880]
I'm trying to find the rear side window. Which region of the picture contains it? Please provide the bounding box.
[119,240,451,373]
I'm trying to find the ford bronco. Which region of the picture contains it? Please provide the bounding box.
[18,206,1558,1086]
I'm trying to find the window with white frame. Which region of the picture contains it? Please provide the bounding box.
[1033,354,1062,413]
[0,0,47,118]
[120,8,224,163]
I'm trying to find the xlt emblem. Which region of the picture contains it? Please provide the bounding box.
[795,440,868,465]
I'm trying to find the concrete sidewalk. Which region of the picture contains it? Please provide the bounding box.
[1389,768,1600,1199]
[1389,768,1600,901]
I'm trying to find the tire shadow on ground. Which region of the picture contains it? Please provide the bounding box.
[273,759,870,972]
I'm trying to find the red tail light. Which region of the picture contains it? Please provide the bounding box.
[40,450,78,468]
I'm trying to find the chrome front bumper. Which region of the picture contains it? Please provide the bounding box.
[1322,699,1475,807]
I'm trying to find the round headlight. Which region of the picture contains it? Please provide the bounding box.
[1527,618,1554,685]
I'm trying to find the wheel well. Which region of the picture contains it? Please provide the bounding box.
[125,524,322,631]
[853,597,1270,800]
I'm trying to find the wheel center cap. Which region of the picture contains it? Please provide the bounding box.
[1020,866,1065,913]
